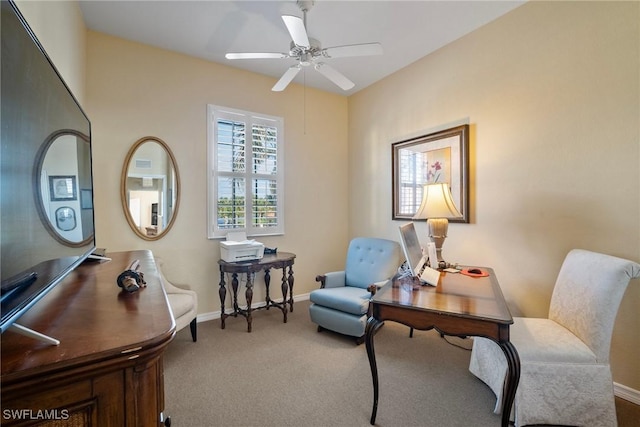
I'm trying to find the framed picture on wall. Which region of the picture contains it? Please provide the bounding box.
[49,175,77,201]
[392,124,469,222]
[80,189,93,209]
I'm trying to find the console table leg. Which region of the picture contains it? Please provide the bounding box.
[231,273,239,313]
[365,316,384,425]
[264,268,271,309]
[287,265,295,312]
[219,267,227,329]
[280,267,288,323]
[245,273,254,333]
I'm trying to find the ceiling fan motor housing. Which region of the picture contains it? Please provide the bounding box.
[290,38,322,65]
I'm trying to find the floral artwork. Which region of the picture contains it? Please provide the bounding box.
[424,147,451,184]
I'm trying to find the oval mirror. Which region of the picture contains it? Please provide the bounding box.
[34,129,94,247]
[120,136,180,240]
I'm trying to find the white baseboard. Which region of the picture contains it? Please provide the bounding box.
[614,382,640,405]
[194,294,639,405]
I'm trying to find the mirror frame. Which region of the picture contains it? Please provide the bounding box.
[120,136,180,241]
[33,129,94,248]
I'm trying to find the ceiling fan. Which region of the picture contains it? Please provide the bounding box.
[225,0,383,92]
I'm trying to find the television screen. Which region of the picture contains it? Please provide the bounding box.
[1,0,95,334]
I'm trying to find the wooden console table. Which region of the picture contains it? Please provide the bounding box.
[218,252,296,332]
[0,250,175,426]
[365,269,520,427]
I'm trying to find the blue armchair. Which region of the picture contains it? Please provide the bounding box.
[309,237,402,344]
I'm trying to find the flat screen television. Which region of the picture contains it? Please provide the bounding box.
[1,0,95,338]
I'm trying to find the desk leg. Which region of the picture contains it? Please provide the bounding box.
[287,265,295,312]
[219,267,227,329]
[280,267,288,323]
[498,341,520,427]
[365,316,384,425]
[245,273,253,333]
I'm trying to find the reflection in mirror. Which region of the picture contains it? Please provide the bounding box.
[34,130,94,247]
[121,136,180,240]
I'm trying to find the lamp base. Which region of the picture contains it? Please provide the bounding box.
[427,218,449,267]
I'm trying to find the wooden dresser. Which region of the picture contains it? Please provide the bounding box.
[1,250,175,426]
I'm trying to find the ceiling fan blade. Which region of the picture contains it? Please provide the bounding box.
[272,66,301,92]
[282,15,310,48]
[225,52,287,60]
[314,62,355,91]
[322,42,383,58]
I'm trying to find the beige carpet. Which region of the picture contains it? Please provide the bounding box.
[163,300,639,427]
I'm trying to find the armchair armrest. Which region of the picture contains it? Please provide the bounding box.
[315,271,346,289]
[164,280,193,294]
[367,280,390,296]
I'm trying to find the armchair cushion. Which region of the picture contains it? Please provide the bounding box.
[309,286,371,316]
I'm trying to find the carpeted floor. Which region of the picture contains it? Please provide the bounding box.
[163,300,639,427]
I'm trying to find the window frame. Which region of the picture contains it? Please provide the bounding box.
[207,104,285,239]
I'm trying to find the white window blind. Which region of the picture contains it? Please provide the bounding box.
[207,105,284,238]
[398,149,428,215]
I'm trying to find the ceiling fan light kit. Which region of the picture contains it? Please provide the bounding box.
[225,0,383,92]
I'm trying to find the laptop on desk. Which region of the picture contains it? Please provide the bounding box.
[398,223,441,286]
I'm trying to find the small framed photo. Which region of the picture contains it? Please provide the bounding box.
[49,175,77,201]
[80,189,93,209]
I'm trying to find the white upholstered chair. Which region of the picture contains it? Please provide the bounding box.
[156,257,198,342]
[469,249,640,426]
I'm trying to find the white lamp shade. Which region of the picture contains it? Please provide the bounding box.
[413,183,462,219]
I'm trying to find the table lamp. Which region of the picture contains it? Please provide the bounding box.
[413,183,462,267]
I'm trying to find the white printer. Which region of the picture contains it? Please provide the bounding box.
[220,231,265,262]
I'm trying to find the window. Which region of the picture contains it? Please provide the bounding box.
[207,105,284,238]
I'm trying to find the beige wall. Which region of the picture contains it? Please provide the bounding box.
[349,1,639,389]
[14,0,86,103]
[85,32,350,314]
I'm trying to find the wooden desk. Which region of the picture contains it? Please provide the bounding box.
[365,269,520,427]
[218,252,296,332]
[1,250,175,426]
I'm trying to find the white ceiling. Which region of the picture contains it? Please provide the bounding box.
[79,0,525,95]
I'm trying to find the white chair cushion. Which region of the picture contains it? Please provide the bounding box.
[511,317,596,363]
